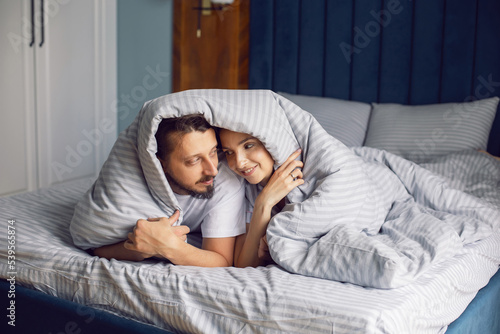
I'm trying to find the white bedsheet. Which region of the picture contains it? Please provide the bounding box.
[0,172,499,333]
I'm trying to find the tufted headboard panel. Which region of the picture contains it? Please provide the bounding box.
[248,0,500,156]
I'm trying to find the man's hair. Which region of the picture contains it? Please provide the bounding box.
[155,114,212,160]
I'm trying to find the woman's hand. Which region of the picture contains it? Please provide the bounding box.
[256,149,304,210]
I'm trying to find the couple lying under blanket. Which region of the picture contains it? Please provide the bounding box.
[70,89,500,289]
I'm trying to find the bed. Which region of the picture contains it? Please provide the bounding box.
[2,1,500,334]
[0,102,499,334]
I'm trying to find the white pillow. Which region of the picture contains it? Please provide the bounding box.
[364,97,499,162]
[278,92,372,147]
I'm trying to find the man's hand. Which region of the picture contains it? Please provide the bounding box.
[124,210,190,259]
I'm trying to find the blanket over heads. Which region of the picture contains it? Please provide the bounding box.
[70,89,500,288]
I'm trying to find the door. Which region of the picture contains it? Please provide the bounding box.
[36,0,117,187]
[0,0,117,196]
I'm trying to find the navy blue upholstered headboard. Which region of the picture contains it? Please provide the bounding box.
[248,0,500,156]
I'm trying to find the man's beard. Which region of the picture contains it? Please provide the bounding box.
[165,172,215,199]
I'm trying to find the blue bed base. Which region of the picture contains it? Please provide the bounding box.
[446,268,500,333]
[0,280,174,334]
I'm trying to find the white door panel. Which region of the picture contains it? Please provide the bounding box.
[0,0,37,196]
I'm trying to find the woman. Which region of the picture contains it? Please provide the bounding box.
[219,129,304,268]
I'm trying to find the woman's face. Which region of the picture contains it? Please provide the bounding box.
[219,129,275,186]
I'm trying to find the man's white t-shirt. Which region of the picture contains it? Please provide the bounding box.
[173,163,246,238]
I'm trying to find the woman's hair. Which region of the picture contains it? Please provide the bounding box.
[155,114,211,160]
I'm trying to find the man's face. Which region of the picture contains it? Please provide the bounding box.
[159,129,219,199]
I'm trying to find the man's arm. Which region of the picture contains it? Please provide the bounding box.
[200,237,235,266]
[165,236,235,267]
[124,211,236,267]
[93,213,189,262]
[93,241,147,261]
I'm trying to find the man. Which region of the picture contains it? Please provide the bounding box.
[94,114,246,267]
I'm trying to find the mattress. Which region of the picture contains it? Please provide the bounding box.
[1,151,499,333]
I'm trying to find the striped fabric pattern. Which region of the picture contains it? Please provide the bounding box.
[68,89,499,290]
[0,153,499,333]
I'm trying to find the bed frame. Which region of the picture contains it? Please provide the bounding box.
[1,0,499,333]
[0,280,170,334]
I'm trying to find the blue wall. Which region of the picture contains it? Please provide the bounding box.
[117,0,173,133]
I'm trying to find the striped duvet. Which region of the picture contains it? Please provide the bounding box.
[0,89,499,333]
[69,89,499,288]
